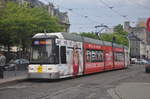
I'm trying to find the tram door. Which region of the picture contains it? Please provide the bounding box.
[104,50,114,71]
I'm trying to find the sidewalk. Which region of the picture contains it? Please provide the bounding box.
[110,83,150,99]
[0,74,27,85]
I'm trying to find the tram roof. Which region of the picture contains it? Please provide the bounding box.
[83,37,109,46]
[32,33,59,39]
[61,32,83,42]
[33,32,128,49]
[61,33,112,46]
[62,33,127,48]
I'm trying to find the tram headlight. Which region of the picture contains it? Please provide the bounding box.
[29,67,34,70]
[48,68,52,70]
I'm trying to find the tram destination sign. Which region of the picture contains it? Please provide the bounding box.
[32,40,52,45]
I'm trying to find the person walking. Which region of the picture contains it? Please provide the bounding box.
[0,52,6,78]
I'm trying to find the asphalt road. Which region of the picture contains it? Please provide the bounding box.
[0,64,150,99]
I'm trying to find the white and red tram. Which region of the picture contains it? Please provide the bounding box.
[28,33,129,79]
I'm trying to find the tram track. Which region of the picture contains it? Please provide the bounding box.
[0,65,148,99]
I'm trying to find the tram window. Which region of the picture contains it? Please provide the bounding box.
[97,50,104,62]
[55,46,59,64]
[92,50,96,62]
[60,46,67,64]
[95,51,99,62]
[86,50,91,62]
[99,51,104,62]
[86,50,104,62]
[115,52,124,61]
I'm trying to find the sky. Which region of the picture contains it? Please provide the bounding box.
[40,0,150,33]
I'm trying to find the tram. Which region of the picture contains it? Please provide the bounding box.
[28,32,129,79]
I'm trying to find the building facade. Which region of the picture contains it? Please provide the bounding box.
[124,20,150,59]
[47,3,70,32]
[129,33,148,58]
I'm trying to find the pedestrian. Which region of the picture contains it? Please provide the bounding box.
[0,52,6,78]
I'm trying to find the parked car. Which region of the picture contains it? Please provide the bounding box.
[140,59,148,64]
[131,58,137,64]
[135,59,148,64]
[142,60,148,64]
[4,59,29,71]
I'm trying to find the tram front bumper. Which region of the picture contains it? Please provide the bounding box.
[28,72,60,79]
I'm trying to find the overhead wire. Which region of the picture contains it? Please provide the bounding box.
[59,6,102,24]
[127,0,150,10]
[43,0,97,31]
[44,0,97,24]
[98,0,131,21]
[57,5,109,32]
[45,0,114,32]
[46,0,113,26]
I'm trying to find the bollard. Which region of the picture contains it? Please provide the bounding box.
[145,64,150,73]
[0,66,4,78]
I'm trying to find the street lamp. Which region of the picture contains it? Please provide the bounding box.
[94,24,108,36]
[124,34,130,58]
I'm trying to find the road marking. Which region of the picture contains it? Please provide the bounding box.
[88,93,97,98]
[107,88,121,99]
[0,85,29,90]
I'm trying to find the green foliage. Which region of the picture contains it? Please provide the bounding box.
[80,32,99,40]
[0,2,63,50]
[100,33,128,46]
[100,34,113,42]
[80,24,129,46]
[114,24,128,36]
[0,0,5,16]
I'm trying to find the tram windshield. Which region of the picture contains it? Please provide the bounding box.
[30,39,56,64]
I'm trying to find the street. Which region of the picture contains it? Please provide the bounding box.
[0,64,149,99]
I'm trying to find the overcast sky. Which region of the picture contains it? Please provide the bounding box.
[40,0,150,33]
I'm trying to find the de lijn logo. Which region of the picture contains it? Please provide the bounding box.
[147,18,150,33]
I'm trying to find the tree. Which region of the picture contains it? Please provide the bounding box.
[0,2,63,52]
[80,32,99,40]
[80,28,129,46]
[0,0,6,16]
[114,24,128,36]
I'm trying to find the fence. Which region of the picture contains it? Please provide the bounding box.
[0,61,28,79]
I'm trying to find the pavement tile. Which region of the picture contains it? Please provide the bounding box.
[0,75,27,84]
[115,83,150,99]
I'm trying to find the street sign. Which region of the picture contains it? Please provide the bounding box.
[146,18,150,32]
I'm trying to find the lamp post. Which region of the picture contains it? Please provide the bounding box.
[147,50,149,60]
[125,35,130,57]
[94,24,108,70]
[112,36,116,68]
[121,34,131,65]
